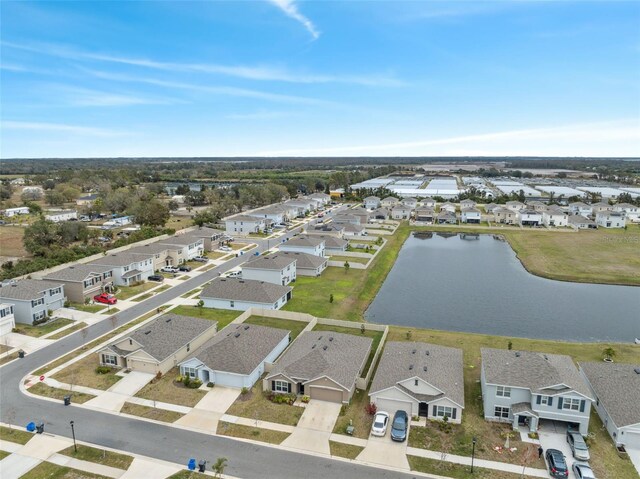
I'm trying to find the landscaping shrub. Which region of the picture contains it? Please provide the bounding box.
[267,392,296,405]
[95,366,112,374]
[301,395,310,404]
[339,404,347,416]
[240,387,249,395]
[155,371,162,381]
[365,402,377,415]
[187,379,203,389]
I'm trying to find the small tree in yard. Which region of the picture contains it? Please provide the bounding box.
[406,330,412,340]
[520,444,537,478]
[197,299,204,315]
[602,346,616,361]
[508,340,513,350]
[329,293,334,303]
[344,261,350,273]
[212,457,228,478]
[361,323,365,334]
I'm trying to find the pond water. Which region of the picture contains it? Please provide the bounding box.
[365,233,640,342]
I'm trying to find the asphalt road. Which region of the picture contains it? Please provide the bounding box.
[1,209,420,478]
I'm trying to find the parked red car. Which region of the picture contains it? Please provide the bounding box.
[93,293,117,305]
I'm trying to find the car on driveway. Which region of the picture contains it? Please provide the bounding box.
[545,448,569,478]
[193,256,209,262]
[219,246,232,252]
[178,265,192,272]
[148,274,164,282]
[567,431,590,461]
[572,462,596,479]
[390,410,408,442]
[93,293,117,305]
[371,411,390,437]
[161,266,179,273]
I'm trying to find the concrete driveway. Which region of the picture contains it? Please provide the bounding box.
[108,372,154,396]
[357,427,410,470]
[175,386,241,432]
[626,448,640,476]
[281,400,342,454]
[538,420,576,478]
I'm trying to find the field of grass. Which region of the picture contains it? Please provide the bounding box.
[131,293,153,302]
[68,303,106,314]
[170,305,240,329]
[0,450,9,460]
[167,471,208,479]
[166,214,191,231]
[59,444,134,470]
[48,322,88,340]
[217,421,290,444]
[206,251,226,260]
[135,367,206,407]
[180,287,202,298]
[329,441,364,459]
[407,455,539,479]
[28,382,95,404]
[243,316,308,340]
[120,402,185,423]
[116,282,157,300]
[332,388,372,439]
[312,323,383,376]
[0,225,28,258]
[52,353,122,390]
[19,462,111,479]
[328,255,371,264]
[225,380,304,426]
[12,318,74,337]
[0,425,34,444]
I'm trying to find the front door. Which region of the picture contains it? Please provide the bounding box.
[419,402,429,417]
[297,383,305,395]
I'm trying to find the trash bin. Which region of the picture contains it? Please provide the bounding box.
[36,422,44,434]
[198,460,206,473]
[187,458,196,471]
[64,395,71,406]
[18,350,25,359]
[26,422,36,432]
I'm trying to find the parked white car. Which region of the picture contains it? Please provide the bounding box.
[224,270,242,278]
[219,246,232,252]
[160,266,179,273]
[370,411,390,437]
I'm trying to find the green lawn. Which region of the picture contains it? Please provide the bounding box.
[217,421,290,444]
[12,318,74,338]
[19,462,112,479]
[167,472,208,479]
[59,444,134,470]
[135,367,206,407]
[180,288,202,298]
[131,293,153,302]
[170,305,240,329]
[0,450,10,460]
[0,425,34,445]
[120,402,185,423]
[225,380,304,426]
[407,455,539,479]
[332,387,372,439]
[28,382,95,404]
[329,441,364,459]
[52,353,122,390]
[116,282,157,300]
[68,303,106,314]
[328,255,371,265]
[243,316,308,340]
[48,322,88,340]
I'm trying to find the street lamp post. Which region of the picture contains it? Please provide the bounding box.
[471,436,477,473]
[70,421,77,452]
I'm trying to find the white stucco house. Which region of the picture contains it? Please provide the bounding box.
[519,209,543,226]
[279,251,328,277]
[391,205,413,220]
[279,236,326,257]
[542,207,568,227]
[44,210,78,223]
[0,303,15,336]
[569,202,592,217]
[0,279,66,325]
[613,203,639,222]
[364,196,381,210]
[567,215,597,230]
[225,215,266,235]
[369,342,465,423]
[595,211,626,228]
[460,207,481,224]
[241,253,297,286]
[200,277,292,311]
[159,236,205,261]
[179,323,291,389]
[90,252,155,286]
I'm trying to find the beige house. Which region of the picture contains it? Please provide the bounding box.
[493,207,519,225]
[264,331,372,403]
[43,264,114,303]
[98,314,217,375]
[181,227,225,251]
[129,243,182,270]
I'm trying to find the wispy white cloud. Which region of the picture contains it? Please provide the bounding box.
[1,121,126,137]
[268,0,320,40]
[227,110,298,120]
[52,86,178,107]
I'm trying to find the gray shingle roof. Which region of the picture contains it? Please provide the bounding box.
[185,324,290,375]
[342,224,365,233]
[227,215,264,222]
[243,253,296,271]
[268,331,372,390]
[284,236,325,247]
[124,314,215,362]
[580,362,640,427]
[128,243,175,255]
[121,269,142,279]
[481,348,593,398]
[461,207,481,214]
[159,235,204,247]
[568,215,595,225]
[370,342,465,408]
[183,227,224,239]
[0,279,63,301]
[279,251,328,270]
[201,278,292,304]
[308,224,345,233]
[90,252,153,267]
[309,235,347,249]
[44,264,113,282]
[364,196,380,201]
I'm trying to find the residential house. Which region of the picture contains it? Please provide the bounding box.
[613,203,639,222]
[369,342,464,423]
[542,207,568,227]
[282,201,307,218]
[225,215,266,235]
[285,199,316,214]
[460,199,476,209]
[0,303,15,336]
[350,208,370,225]
[307,192,331,206]
[279,251,328,276]
[128,243,178,270]
[333,214,360,225]
[440,202,457,213]
[159,235,205,261]
[101,216,132,229]
[306,223,345,237]
[311,235,348,255]
[44,264,114,303]
[505,201,525,212]
[90,252,155,286]
[250,206,286,225]
[414,208,435,223]
[2,207,30,217]
[279,236,326,257]
[460,207,481,224]
[9,178,26,186]
[265,331,372,403]
[569,202,592,217]
[179,324,290,389]
[370,207,389,221]
[484,203,499,215]
[241,253,297,286]
[590,202,613,215]
[364,196,381,210]
[567,215,597,230]
[200,277,292,311]
[76,194,99,207]
[44,210,78,223]
[381,197,400,208]
[519,209,542,227]
[182,226,225,251]
[595,211,626,229]
[342,223,366,236]
[98,314,217,375]
[481,348,594,434]
[391,205,413,220]
[579,362,640,449]
[526,201,547,212]
[0,279,65,324]
[422,197,437,208]
[402,197,418,209]
[493,207,519,225]
[437,211,457,225]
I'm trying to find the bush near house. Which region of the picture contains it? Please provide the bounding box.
[267,392,297,405]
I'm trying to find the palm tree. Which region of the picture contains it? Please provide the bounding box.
[602,347,616,362]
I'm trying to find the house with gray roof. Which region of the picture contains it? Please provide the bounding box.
[265,331,372,403]
[460,207,481,224]
[159,235,205,261]
[415,207,435,223]
[241,253,297,285]
[250,205,287,225]
[437,210,457,225]
[0,279,65,325]
[568,202,592,217]
[579,362,640,449]
[200,277,292,311]
[306,223,345,237]
[568,215,597,230]
[370,207,390,220]
[381,197,400,208]
[333,213,360,225]
[128,243,180,270]
[43,264,114,303]
[391,205,412,220]
[481,348,594,434]
[364,196,381,210]
[307,235,348,254]
[493,206,519,225]
[97,314,217,375]
[342,223,366,236]
[225,215,266,236]
[279,236,325,257]
[182,227,225,251]
[179,324,290,389]
[279,251,328,277]
[369,342,465,423]
[89,252,155,286]
[595,210,626,229]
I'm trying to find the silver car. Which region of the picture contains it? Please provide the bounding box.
[370,411,389,437]
[572,462,596,479]
[567,431,590,461]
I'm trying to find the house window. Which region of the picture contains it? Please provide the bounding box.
[31,298,45,308]
[415,379,419,386]
[563,398,581,411]
[435,406,453,418]
[496,386,511,397]
[124,266,130,272]
[494,406,510,418]
[102,354,117,366]
[182,366,197,378]
[274,380,289,393]
[540,396,549,405]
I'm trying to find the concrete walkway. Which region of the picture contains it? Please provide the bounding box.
[175,387,241,432]
[358,434,410,470]
[118,457,180,478]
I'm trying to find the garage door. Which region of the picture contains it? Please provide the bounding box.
[374,397,413,416]
[623,431,640,449]
[309,387,343,403]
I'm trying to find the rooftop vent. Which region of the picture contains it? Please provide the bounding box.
[244,325,250,330]
[423,366,428,372]
[144,331,151,335]
[323,345,328,351]
[515,352,521,357]
[329,337,334,342]
[312,344,316,349]
[425,350,429,356]
[234,333,240,338]
[409,364,414,370]
[634,367,640,375]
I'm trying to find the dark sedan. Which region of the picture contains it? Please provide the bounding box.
[545,448,568,478]
[390,410,408,442]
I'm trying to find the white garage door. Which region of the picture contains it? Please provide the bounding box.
[623,431,640,449]
[374,397,413,416]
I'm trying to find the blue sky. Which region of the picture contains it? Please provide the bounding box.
[2,0,639,158]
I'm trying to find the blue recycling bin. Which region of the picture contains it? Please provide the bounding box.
[187,458,196,471]
[26,422,36,432]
